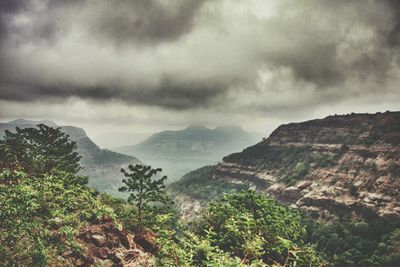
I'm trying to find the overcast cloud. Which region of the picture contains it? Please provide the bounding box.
[0,0,399,136]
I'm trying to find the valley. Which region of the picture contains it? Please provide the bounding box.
[1,112,400,266]
[113,125,262,183]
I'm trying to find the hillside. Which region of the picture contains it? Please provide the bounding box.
[114,125,261,182]
[170,111,400,220]
[0,120,140,196]
[0,124,325,267]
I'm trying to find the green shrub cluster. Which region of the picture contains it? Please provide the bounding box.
[195,191,322,266]
[307,218,400,267]
[156,191,323,267]
[0,169,115,266]
[168,166,250,200]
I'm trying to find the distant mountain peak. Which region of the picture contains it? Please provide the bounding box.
[186,125,209,130]
[8,118,57,127]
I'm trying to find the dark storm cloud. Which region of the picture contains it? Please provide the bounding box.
[383,0,400,47]
[0,0,27,40]
[88,0,208,45]
[264,37,344,87]
[0,0,207,45]
[258,0,400,88]
[0,0,400,114]
[0,77,226,110]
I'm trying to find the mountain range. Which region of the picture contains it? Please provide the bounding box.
[0,119,140,196]
[113,125,263,182]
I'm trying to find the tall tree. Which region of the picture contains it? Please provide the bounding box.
[118,164,168,231]
[0,124,81,175]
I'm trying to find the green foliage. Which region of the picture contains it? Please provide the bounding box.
[385,229,400,265]
[168,166,250,200]
[307,218,400,267]
[346,181,359,197]
[0,169,115,266]
[193,191,322,266]
[119,164,169,230]
[0,124,81,175]
[156,226,249,267]
[0,126,116,266]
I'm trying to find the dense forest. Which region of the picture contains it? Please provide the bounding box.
[1,125,399,266]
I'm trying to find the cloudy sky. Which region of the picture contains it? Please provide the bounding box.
[0,0,399,137]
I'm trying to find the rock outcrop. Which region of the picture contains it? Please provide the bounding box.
[64,218,155,266]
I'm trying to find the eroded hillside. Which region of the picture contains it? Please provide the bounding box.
[171,112,400,220]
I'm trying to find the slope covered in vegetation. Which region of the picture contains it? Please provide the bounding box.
[0,124,325,266]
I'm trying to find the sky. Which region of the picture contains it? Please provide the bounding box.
[0,0,399,137]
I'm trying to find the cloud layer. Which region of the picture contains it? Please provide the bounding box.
[0,0,399,133]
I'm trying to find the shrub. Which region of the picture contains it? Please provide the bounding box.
[194,191,323,266]
[347,182,359,197]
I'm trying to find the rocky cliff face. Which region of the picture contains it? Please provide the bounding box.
[172,112,400,220]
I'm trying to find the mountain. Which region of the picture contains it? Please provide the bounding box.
[0,119,140,196]
[170,111,400,220]
[93,132,152,149]
[113,125,262,182]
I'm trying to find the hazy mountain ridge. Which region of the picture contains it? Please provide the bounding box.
[114,125,262,182]
[171,111,400,220]
[0,119,140,196]
[93,132,152,149]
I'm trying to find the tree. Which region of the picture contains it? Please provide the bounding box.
[0,124,81,175]
[118,164,168,231]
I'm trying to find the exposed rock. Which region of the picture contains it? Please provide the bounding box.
[277,186,303,202]
[65,218,154,266]
[296,180,312,190]
[92,234,107,247]
[97,247,110,259]
[134,230,158,254]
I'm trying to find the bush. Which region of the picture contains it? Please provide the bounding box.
[346,182,359,197]
[193,191,323,266]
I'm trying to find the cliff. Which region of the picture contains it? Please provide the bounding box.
[171,112,400,220]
